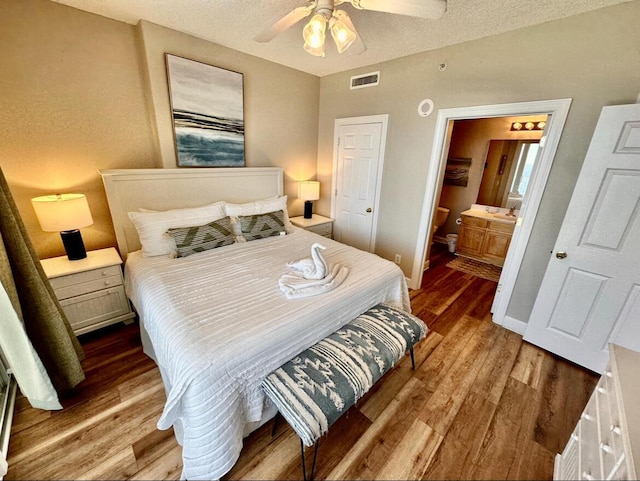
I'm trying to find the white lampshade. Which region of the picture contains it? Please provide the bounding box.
[31,193,93,232]
[298,181,320,201]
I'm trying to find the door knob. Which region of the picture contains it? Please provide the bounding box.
[366,208,372,213]
[556,251,567,259]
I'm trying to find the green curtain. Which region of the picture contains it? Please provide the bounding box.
[0,167,84,392]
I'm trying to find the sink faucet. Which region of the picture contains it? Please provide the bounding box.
[508,206,516,217]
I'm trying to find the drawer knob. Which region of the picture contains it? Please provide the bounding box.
[104,281,110,286]
[605,370,613,378]
[571,433,580,441]
[582,472,594,481]
[102,270,109,276]
[600,442,614,454]
[581,412,594,421]
[610,425,622,435]
[597,386,607,394]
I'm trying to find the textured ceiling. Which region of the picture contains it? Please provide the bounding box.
[51,0,633,77]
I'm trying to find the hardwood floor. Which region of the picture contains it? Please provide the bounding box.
[7,243,598,480]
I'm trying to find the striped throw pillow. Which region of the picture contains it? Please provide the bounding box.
[238,210,286,242]
[167,216,235,257]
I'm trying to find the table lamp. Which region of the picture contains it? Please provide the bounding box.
[298,181,320,219]
[31,193,93,260]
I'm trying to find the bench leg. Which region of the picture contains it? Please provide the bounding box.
[410,345,416,370]
[271,412,280,437]
[300,438,320,481]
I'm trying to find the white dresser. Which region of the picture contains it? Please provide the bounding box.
[41,247,135,335]
[555,344,639,480]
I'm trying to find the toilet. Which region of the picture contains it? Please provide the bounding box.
[433,206,450,236]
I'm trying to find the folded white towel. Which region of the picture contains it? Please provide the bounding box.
[279,263,349,299]
[286,243,329,280]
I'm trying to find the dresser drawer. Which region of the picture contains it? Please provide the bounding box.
[49,265,122,291]
[307,222,332,238]
[555,345,640,481]
[595,382,624,477]
[580,395,602,480]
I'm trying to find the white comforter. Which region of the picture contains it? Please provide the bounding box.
[124,228,410,480]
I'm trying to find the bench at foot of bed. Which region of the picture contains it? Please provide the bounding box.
[261,303,428,480]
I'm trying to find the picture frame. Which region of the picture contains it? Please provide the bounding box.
[444,157,472,186]
[165,54,245,167]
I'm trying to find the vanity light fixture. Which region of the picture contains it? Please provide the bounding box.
[511,120,546,131]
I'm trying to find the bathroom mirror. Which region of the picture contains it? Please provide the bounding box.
[477,139,540,210]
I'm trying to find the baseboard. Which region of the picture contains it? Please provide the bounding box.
[498,315,527,335]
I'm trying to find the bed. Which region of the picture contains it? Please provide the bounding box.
[100,168,410,480]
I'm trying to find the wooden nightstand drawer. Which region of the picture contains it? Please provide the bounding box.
[60,285,131,333]
[290,215,334,239]
[52,273,123,300]
[49,264,121,290]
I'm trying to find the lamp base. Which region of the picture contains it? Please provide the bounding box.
[304,201,313,219]
[60,230,87,260]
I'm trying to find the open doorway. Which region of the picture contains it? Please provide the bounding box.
[431,116,546,251]
[411,99,572,332]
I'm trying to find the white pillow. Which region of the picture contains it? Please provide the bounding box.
[224,196,292,232]
[128,201,227,257]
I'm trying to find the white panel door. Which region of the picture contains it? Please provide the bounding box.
[524,104,640,373]
[333,122,383,252]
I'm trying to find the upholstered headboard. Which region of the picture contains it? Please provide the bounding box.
[100,167,284,259]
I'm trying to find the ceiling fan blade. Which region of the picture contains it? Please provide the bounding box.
[353,0,447,19]
[340,14,366,55]
[254,6,314,43]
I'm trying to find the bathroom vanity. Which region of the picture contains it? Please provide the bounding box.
[456,206,516,267]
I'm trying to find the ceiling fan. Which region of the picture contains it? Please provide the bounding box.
[254,0,447,57]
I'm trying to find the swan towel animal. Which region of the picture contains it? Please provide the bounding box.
[279,263,350,299]
[280,243,349,299]
[286,243,329,280]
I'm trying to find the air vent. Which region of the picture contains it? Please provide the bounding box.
[350,71,380,90]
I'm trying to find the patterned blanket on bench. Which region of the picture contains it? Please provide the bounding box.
[261,304,428,447]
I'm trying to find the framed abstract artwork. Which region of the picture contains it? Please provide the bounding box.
[166,54,245,167]
[444,157,472,186]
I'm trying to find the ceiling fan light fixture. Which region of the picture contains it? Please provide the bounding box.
[304,41,326,57]
[302,13,327,50]
[330,10,357,53]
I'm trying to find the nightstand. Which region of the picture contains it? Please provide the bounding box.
[290,214,334,238]
[41,247,135,335]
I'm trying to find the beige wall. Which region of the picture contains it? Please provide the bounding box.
[317,1,640,323]
[136,20,320,205]
[0,0,157,259]
[438,116,544,237]
[0,0,320,259]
